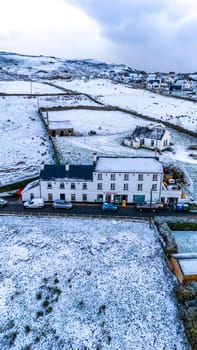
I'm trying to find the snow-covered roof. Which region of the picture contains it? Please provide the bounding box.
[40,164,94,180]
[172,253,197,276]
[48,120,73,130]
[132,125,166,140]
[95,157,163,173]
[175,79,188,86]
[22,179,39,192]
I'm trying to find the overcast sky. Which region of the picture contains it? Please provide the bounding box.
[1,0,197,72]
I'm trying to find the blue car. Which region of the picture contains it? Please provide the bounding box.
[101,202,118,212]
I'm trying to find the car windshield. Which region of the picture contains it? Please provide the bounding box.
[56,200,69,204]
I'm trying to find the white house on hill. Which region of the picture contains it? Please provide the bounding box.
[22,155,182,204]
[124,124,171,151]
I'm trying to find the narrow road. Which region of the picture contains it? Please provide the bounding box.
[1,199,197,220]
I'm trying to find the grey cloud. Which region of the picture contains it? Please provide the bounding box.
[65,0,197,71]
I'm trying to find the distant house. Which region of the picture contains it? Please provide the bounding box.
[170,253,197,284]
[124,124,171,151]
[170,79,193,93]
[146,79,161,89]
[48,119,74,137]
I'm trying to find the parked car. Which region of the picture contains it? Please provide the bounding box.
[101,202,118,212]
[24,198,44,209]
[52,200,73,210]
[0,197,8,207]
[136,202,159,212]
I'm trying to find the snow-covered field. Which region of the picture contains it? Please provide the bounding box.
[173,230,197,253]
[54,79,197,133]
[47,109,149,136]
[0,96,53,185]
[39,94,98,109]
[0,216,189,350]
[0,81,62,94]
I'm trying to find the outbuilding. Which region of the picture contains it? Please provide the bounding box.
[170,253,197,284]
[48,119,74,137]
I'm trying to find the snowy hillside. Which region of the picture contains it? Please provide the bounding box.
[0,52,137,81]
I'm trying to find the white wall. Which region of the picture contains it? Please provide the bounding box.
[22,171,162,203]
[22,183,41,201]
[143,131,171,151]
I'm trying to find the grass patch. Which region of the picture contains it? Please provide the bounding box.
[168,222,197,230]
[0,177,38,193]
[25,325,31,334]
[36,292,42,300]
[36,311,44,318]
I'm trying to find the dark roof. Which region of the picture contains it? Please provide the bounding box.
[132,126,166,140]
[40,164,94,181]
[147,79,160,83]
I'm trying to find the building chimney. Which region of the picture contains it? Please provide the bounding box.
[93,152,97,164]
[65,162,70,171]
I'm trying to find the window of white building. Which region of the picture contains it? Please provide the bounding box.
[138,174,143,181]
[48,193,53,201]
[123,183,128,190]
[152,174,158,181]
[97,194,103,202]
[110,183,115,190]
[71,194,76,201]
[124,173,129,181]
[82,194,87,201]
[152,184,157,191]
[82,183,87,190]
[97,183,102,190]
[138,184,143,191]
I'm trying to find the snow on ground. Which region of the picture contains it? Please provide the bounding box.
[0,96,53,185]
[0,81,62,94]
[0,216,189,350]
[173,230,197,253]
[38,94,98,109]
[52,109,197,162]
[55,79,197,133]
[0,80,196,199]
[47,109,149,135]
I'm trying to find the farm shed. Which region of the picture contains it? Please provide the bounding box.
[48,120,73,137]
[170,253,197,284]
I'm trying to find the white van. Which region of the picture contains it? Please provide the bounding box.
[24,198,44,209]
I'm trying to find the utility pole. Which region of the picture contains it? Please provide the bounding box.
[37,96,39,109]
[149,188,153,228]
[155,126,159,158]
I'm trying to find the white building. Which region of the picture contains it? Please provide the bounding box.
[22,156,182,204]
[124,124,171,151]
